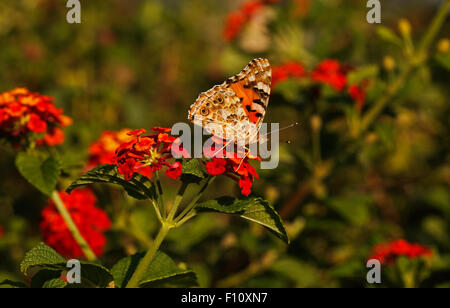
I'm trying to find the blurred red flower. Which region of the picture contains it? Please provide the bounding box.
[348,84,366,111]
[0,225,4,238]
[311,59,347,91]
[204,142,260,196]
[223,0,281,42]
[271,61,306,88]
[113,127,187,181]
[40,188,111,259]
[87,128,133,169]
[369,239,432,265]
[0,88,71,148]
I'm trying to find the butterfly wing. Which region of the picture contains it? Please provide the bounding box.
[188,58,271,145]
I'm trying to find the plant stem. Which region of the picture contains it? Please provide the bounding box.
[154,171,165,218]
[51,191,97,261]
[360,0,450,134]
[417,0,450,56]
[174,176,215,223]
[167,182,188,221]
[125,223,171,288]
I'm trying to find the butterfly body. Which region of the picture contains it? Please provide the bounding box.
[188,58,271,146]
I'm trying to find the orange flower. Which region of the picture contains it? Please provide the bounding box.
[0,88,71,148]
[87,129,133,169]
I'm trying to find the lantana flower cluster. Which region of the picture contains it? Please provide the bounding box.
[272,59,368,110]
[87,128,133,169]
[0,88,72,148]
[204,141,260,197]
[369,239,433,265]
[113,127,185,181]
[40,188,111,258]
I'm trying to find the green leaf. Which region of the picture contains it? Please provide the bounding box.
[66,164,156,200]
[77,262,114,288]
[30,269,62,288]
[435,53,450,71]
[20,242,66,275]
[376,26,402,46]
[15,152,61,196]
[347,65,379,85]
[180,159,206,183]
[20,243,113,288]
[0,279,28,288]
[42,278,68,288]
[196,196,289,244]
[111,251,198,288]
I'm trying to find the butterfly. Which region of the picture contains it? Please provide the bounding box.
[188,58,271,151]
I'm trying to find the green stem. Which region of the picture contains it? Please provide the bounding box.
[359,0,450,134]
[125,223,171,288]
[360,65,412,132]
[154,171,165,218]
[51,191,97,261]
[167,182,188,221]
[174,176,215,223]
[417,0,450,55]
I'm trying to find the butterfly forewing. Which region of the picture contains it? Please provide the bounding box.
[188,58,271,145]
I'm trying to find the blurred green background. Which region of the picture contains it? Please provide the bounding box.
[0,0,449,287]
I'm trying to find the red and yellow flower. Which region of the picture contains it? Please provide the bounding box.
[204,141,260,197]
[0,88,71,148]
[113,127,186,181]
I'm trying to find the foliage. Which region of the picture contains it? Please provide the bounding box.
[1,0,449,288]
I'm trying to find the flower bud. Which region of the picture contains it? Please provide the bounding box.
[383,56,396,71]
[310,115,322,131]
[437,38,450,53]
[398,18,411,37]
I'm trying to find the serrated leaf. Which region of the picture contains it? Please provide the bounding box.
[180,159,206,184]
[42,278,68,288]
[196,197,289,244]
[77,262,114,288]
[0,280,28,288]
[66,164,156,200]
[30,269,62,288]
[20,243,113,288]
[111,251,198,288]
[20,242,66,275]
[15,152,61,196]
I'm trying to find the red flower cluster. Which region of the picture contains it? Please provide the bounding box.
[113,127,186,181]
[0,225,4,238]
[369,239,433,265]
[311,59,348,91]
[40,188,111,259]
[0,88,72,147]
[204,142,260,196]
[223,0,281,41]
[271,59,368,110]
[87,128,133,169]
[271,61,306,88]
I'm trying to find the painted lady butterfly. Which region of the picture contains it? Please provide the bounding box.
[188,58,271,148]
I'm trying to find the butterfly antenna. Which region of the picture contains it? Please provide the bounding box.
[262,122,299,137]
[234,151,250,173]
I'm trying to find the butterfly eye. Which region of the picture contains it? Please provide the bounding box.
[200,107,209,116]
